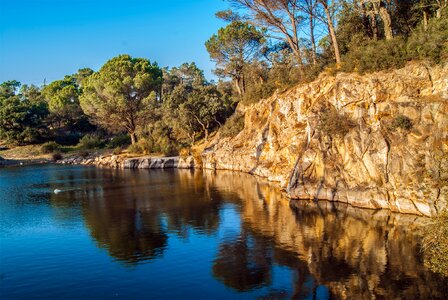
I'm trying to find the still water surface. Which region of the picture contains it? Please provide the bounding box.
[0,165,447,299]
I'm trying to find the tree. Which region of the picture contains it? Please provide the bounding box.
[42,75,93,135]
[225,0,307,71]
[80,55,163,144]
[206,21,265,96]
[299,0,319,64]
[161,62,206,100]
[317,0,342,64]
[0,81,49,144]
[73,68,94,87]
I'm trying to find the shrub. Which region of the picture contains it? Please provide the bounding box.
[392,115,413,131]
[318,109,356,137]
[422,210,448,277]
[77,134,105,149]
[220,112,245,138]
[113,147,122,155]
[161,143,178,157]
[41,141,61,154]
[407,15,448,64]
[341,37,408,74]
[241,83,275,105]
[107,134,131,149]
[127,143,141,154]
[52,152,63,161]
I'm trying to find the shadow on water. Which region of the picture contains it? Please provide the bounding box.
[1,165,447,299]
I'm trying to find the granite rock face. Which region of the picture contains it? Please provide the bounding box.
[202,62,448,216]
[60,155,195,170]
[123,156,195,169]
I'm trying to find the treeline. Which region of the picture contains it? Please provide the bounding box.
[0,57,235,154]
[1,0,446,153]
[206,0,447,103]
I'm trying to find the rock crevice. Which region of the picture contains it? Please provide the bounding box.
[202,62,448,216]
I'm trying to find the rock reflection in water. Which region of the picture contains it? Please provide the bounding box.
[205,170,448,299]
[47,168,447,298]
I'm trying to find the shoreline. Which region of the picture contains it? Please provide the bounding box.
[2,151,435,218]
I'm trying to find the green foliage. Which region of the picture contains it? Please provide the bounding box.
[341,37,408,73]
[318,108,356,137]
[126,143,142,154]
[422,210,448,278]
[392,115,413,131]
[42,76,80,112]
[206,21,265,96]
[80,54,163,144]
[113,147,122,155]
[77,134,105,150]
[42,74,95,137]
[162,62,206,96]
[407,15,448,63]
[0,81,49,145]
[107,134,131,148]
[220,112,245,138]
[163,82,234,145]
[40,141,61,154]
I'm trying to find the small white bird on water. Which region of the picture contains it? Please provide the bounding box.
[54,189,62,194]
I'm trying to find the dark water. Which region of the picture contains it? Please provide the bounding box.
[0,165,447,299]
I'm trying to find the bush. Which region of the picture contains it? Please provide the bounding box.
[318,108,356,137]
[77,134,105,150]
[52,152,63,161]
[392,115,413,131]
[127,143,141,154]
[220,112,245,138]
[422,210,448,277]
[113,147,122,155]
[107,134,131,149]
[41,141,61,154]
[407,15,448,64]
[241,83,275,105]
[341,37,408,74]
[161,143,178,157]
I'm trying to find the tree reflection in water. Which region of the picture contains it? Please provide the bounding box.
[46,167,448,298]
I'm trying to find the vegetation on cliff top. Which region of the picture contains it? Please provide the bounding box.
[1,1,447,155]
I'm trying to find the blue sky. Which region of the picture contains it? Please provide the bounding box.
[0,0,228,85]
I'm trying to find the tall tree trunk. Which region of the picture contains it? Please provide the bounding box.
[435,0,446,18]
[369,12,379,40]
[423,10,428,31]
[130,131,137,145]
[309,12,317,65]
[378,4,393,40]
[234,77,243,96]
[320,1,341,64]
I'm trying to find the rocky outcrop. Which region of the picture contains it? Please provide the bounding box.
[59,154,195,169]
[123,156,195,169]
[202,62,448,216]
[59,154,126,168]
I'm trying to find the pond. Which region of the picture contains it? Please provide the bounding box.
[0,165,447,299]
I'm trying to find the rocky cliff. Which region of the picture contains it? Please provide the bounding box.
[202,62,448,216]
